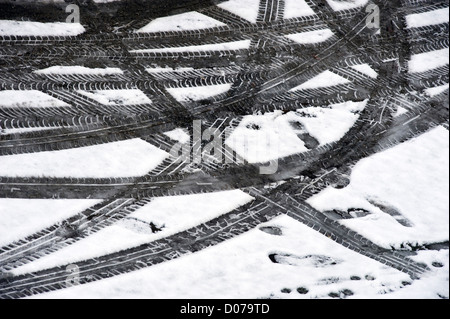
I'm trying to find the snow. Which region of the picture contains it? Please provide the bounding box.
[0,126,59,135]
[424,83,449,97]
[0,199,101,247]
[0,20,85,36]
[290,70,351,91]
[294,100,367,145]
[130,40,251,54]
[166,84,232,102]
[325,0,369,11]
[225,101,366,163]
[146,67,195,74]
[35,66,123,75]
[164,128,190,144]
[31,214,426,299]
[286,29,334,44]
[218,0,260,23]
[14,190,254,275]
[406,7,449,29]
[308,126,449,249]
[225,111,308,163]
[284,0,316,19]
[136,11,226,33]
[0,90,70,108]
[408,48,449,74]
[350,64,378,79]
[77,89,152,105]
[0,139,169,178]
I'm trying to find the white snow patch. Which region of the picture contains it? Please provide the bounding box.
[0,199,101,247]
[394,106,408,117]
[286,29,334,44]
[130,40,251,54]
[0,126,59,135]
[424,83,449,97]
[0,90,69,108]
[284,0,316,19]
[325,0,369,11]
[218,0,260,23]
[350,64,378,78]
[77,89,152,105]
[408,48,449,73]
[0,139,169,178]
[295,100,367,145]
[166,83,232,102]
[35,66,123,75]
[406,7,449,29]
[290,70,351,91]
[14,190,254,275]
[0,20,85,36]
[308,126,449,249]
[164,128,190,144]
[146,67,195,74]
[225,111,308,163]
[137,11,226,33]
[31,215,420,299]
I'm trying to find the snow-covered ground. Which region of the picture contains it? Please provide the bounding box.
[0,20,85,36]
[284,0,316,19]
[130,40,251,54]
[225,100,366,162]
[325,0,369,11]
[406,7,449,29]
[408,48,449,74]
[77,89,152,105]
[166,84,232,102]
[290,71,350,91]
[0,90,69,108]
[0,199,101,247]
[35,66,123,75]
[350,64,378,79]
[13,190,254,275]
[28,214,448,299]
[0,139,169,178]
[308,126,449,249]
[137,12,226,33]
[218,0,260,23]
[286,29,334,44]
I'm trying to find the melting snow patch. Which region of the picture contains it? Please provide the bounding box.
[130,40,251,54]
[290,70,351,91]
[0,138,169,178]
[35,66,123,75]
[308,126,449,249]
[31,215,418,299]
[286,29,334,44]
[284,0,316,19]
[0,20,85,36]
[424,83,449,97]
[225,111,308,163]
[218,0,260,23]
[166,83,232,102]
[0,199,101,247]
[164,128,190,144]
[0,90,69,108]
[13,190,254,275]
[406,7,449,29]
[78,89,152,105]
[408,48,449,74]
[325,0,369,11]
[137,11,226,33]
[0,126,59,135]
[294,100,367,145]
[350,64,378,79]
